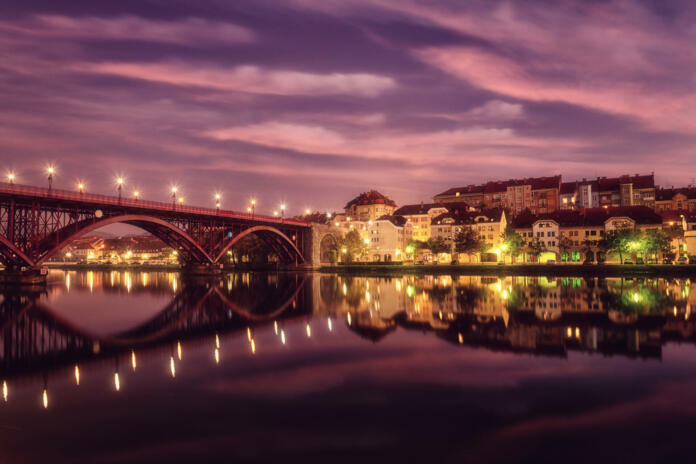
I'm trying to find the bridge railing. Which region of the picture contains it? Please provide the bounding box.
[0,182,309,227]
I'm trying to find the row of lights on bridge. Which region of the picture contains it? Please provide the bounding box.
[4,167,320,218]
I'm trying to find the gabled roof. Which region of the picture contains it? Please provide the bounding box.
[376,215,407,227]
[432,208,504,226]
[345,190,396,209]
[512,206,662,228]
[434,184,485,197]
[656,187,696,201]
[393,202,445,216]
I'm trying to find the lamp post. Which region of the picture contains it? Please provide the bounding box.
[133,190,139,201]
[215,193,221,213]
[171,187,177,208]
[78,183,85,194]
[250,199,256,219]
[280,204,286,222]
[47,166,54,191]
[116,178,124,201]
[7,173,14,185]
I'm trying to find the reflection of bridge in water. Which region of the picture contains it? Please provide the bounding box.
[4,272,696,385]
[0,275,310,379]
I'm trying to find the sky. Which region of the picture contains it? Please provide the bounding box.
[2,0,696,216]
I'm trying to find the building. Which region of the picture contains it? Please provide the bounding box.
[430,208,507,262]
[367,215,412,262]
[560,179,598,209]
[512,206,663,263]
[655,187,696,212]
[344,190,397,222]
[597,174,655,208]
[434,175,562,215]
[393,202,450,242]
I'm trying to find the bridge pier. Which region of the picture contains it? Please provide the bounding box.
[0,267,47,287]
[181,263,223,276]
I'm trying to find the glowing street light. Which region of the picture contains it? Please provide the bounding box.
[280,204,286,221]
[273,211,279,217]
[215,193,221,211]
[178,197,184,206]
[133,190,140,200]
[116,177,124,200]
[47,166,54,190]
[305,208,311,215]
[7,172,14,184]
[171,186,177,207]
[78,182,85,194]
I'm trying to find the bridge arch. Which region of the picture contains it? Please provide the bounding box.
[0,235,35,268]
[214,226,305,264]
[37,215,214,266]
[319,233,339,264]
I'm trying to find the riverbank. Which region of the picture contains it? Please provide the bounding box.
[319,263,696,277]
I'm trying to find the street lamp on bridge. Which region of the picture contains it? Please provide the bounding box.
[171,186,177,208]
[77,182,85,194]
[7,172,14,185]
[116,177,124,201]
[250,199,256,218]
[133,190,140,200]
[47,166,54,191]
[215,193,221,212]
[280,203,286,222]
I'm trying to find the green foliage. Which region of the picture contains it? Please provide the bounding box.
[454,228,483,257]
[339,229,368,263]
[604,228,642,262]
[526,238,546,257]
[426,237,451,254]
[642,229,672,257]
[500,227,524,260]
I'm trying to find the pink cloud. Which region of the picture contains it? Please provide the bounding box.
[76,61,397,97]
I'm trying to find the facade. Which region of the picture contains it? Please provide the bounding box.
[393,202,450,242]
[512,207,663,263]
[434,176,561,215]
[560,174,655,210]
[344,190,397,222]
[430,208,507,262]
[655,187,696,212]
[367,215,412,262]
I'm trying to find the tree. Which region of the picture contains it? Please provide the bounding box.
[558,235,573,262]
[454,228,483,263]
[426,237,451,255]
[526,238,546,262]
[581,239,595,262]
[500,227,524,263]
[642,229,671,260]
[339,229,368,263]
[604,228,642,263]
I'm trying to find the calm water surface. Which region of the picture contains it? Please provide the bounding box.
[2,270,696,463]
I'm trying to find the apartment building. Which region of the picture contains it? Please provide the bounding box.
[367,215,412,262]
[430,208,507,262]
[655,187,696,212]
[393,202,449,242]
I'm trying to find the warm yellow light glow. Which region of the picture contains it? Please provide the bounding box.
[458,333,463,344]
[273,211,279,217]
[177,341,182,360]
[575,327,580,338]
[114,372,120,391]
[47,166,54,174]
[116,177,124,185]
[170,356,176,378]
[274,321,279,335]
[74,365,80,386]
[306,323,311,338]
[364,238,370,245]
[250,339,256,354]
[305,208,311,214]
[214,348,220,364]
[134,190,140,198]
[347,313,352,325]
[280,204,286,211]
[328,317,333,332]
[327,212,332,218]
[2,380,7,402]
[78,183,84,191]
[251,198,256,205]
[247,207,252,212]
[42,389,48,408]
[171,186,177,193]
[247,327,252,341]
[7,172,14,182]
[215,334,220,349]
[280,330,286,345]
[131,350,137,371]
[178,197,184,204]
[215,193,221,200]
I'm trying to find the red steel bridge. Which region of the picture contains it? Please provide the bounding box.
[0,182,312,275]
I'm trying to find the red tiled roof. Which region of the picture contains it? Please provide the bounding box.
[345,190,396,209]
[512,206,662,228]
[656,187,696,201]
[434,184,485,197]
[432,208,504,225]
[376,215,407,226]
[393,202,445,216]
[596,174,654,191]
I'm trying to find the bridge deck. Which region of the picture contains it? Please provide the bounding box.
[0,182,310,227]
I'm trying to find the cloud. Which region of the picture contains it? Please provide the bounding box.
[76,62,397,97]
[1,15,254,44]
[470,100,523,119]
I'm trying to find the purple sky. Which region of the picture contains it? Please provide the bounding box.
[2,0,696,215]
